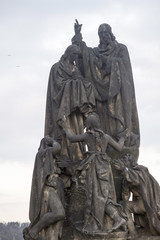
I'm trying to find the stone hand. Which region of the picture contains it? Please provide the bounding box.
[74,19,82,34]
[113,160,125,171]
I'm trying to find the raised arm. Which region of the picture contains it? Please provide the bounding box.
[74,19,82,35]
[107,135,124,152]
[72,19,83,45]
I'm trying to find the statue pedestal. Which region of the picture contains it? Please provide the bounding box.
[73,229,128,240]
[138,237,160,240]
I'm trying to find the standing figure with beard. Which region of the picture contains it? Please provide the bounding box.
[72,20,140,150]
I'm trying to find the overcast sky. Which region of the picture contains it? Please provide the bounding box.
[0,0,160,222]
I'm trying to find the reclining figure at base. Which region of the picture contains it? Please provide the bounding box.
[114,154,160,237]
[23,136,65,240]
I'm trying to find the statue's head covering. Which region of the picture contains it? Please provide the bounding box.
[64,44,81,56]
[60,44,81,62]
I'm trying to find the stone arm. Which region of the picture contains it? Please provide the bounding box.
[106,135,125,152]
[114,159,140,186]
[113,160,129,201]
[72,19,83,45]
[65,128,88,143]
[113,160,140,187]
[113,160,141,206]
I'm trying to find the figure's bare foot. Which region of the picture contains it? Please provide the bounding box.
[23,227,38,240]
[23,230,36,240]
[111,218,127,232]
[28,229,38,240]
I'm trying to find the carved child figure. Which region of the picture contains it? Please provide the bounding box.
[63,113,127,234]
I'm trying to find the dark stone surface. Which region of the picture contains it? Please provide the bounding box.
[23,20,160,240]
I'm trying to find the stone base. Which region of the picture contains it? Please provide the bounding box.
[133,237,160,240]
[129,228,160,240]
[60,221,160,240]
[73,231,160,240]
[73,229,128,240]
[61,225,160,240]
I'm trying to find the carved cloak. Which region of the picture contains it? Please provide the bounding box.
[29,147,63,225]
[44,61,95,139]
[124,165,160,235]
[78,40,140,147]
[77,151,116,232]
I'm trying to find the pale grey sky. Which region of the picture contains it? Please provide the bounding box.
[0,0,160,222]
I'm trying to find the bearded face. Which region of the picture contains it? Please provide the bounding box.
[98,24,114,46]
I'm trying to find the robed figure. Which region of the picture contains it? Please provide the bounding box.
[45,44,95,161]
[72,21,140,149]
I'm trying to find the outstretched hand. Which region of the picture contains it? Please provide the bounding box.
[74,19,82,34]
[113,159,125,171]
[56,157,71,168]
[117,128,129,140]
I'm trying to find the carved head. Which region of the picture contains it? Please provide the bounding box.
[46,173,59,187]
[98,23,115,45]
[63,44,81,63]
[122,153,137,168]
[52,140,61,156]
[65,44,81,55]
[38,136,61,156]
[85,112,100,130]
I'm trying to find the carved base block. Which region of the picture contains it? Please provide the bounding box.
[138,238,160,240]
[73,229,128,240]
[60,223,160,240]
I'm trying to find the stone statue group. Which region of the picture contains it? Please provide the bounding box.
[23,20,160,240]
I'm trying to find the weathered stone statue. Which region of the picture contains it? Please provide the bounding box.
[24,20,160,240]
[23,137,65,240]
[64,113,127,235]
[72,20,140,149]
[45,44,95,161]
[114,154,160,238]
